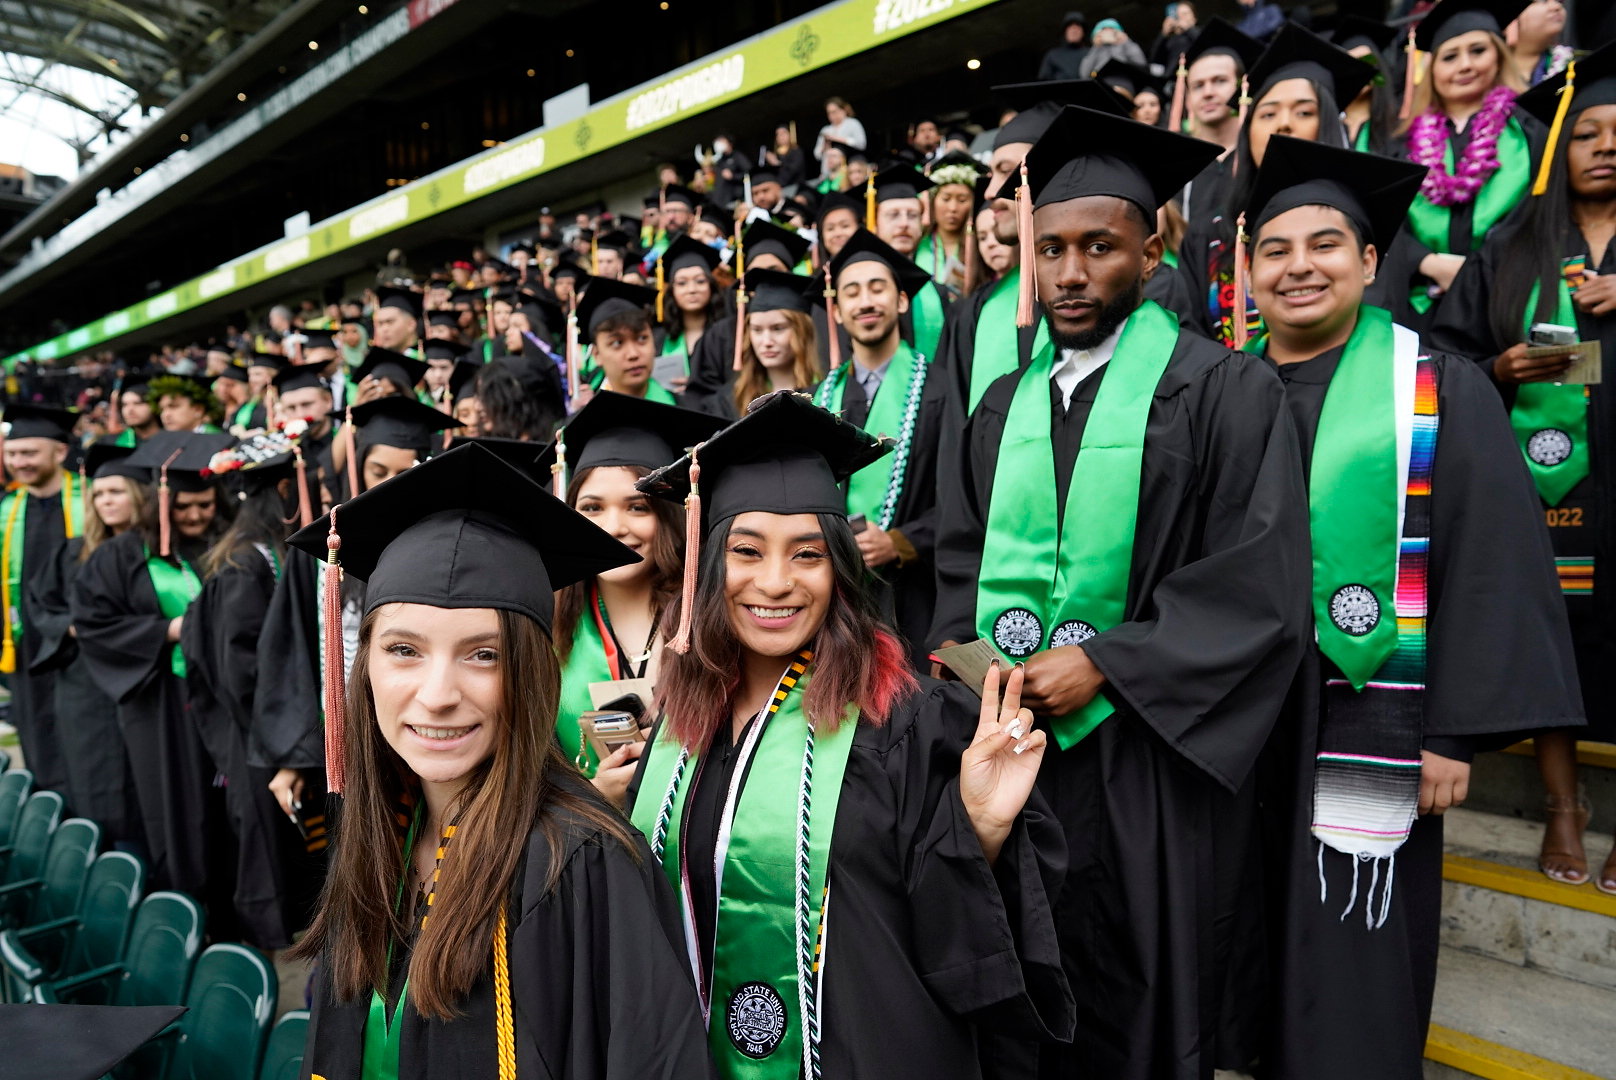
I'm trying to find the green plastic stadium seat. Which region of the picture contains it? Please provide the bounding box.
[0,749,10,772]
[0,788,59,881]
[0,817,98,932]
[257,1010,309,1080]
[0,769,25,847]
[0,849,143,1000]
[165,943,277,1080]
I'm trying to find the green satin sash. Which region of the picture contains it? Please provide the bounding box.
[811,342,926,528]
[1512,267,1590,507]
[969,266,1050,414]
[558,596,614,778]
[144,546,201,678]
[975,301,1178,748]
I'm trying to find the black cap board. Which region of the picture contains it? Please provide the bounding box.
[1094,58,1153,97]
[660,235,723,277]
[426,310,461,329]
[576,278,657,338]
[1517,40,1616,126]
[926,149,988,191]
[1331,15,1400,53]
[84,441,148,483]
[1415,0,1530,52]
[661,184,700,209]
[594,230,634,255]
[1184,17,1265,71]
[990,79,1132,149]
[423,341,465,363]
[127,430,234,492]
[4,404,77,442]
[214,363,248,383]
[272,363,330,395]
[352,347,428,391]
[847,163,935,205]
[550,258,589,282]
[482,258,515,277]
[822,138,866,164]
[749,167,781,187]
[1021,105,1224,215]
[449,359,482,400]
[741,219,811,268]
[742,269,815,314]
[1245,135,1428,251]
[543,391,725,476]
[445,436,546,479]
[1246,23,1377,107]
[511,240,537,257]
[287,442,640,629]
[450,289,483,306]
[375,286,422,319]
[816,191,862,227]
[297,328,337,351]
[0,1002,186,1080]
[204,430,301,492]
[637,390,890,534]
[350,395,457,454]
[826,230,932,298]
[247,352,288,372]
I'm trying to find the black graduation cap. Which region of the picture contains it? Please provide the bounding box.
[375,286,422,319]
[0,1002,186,1080]
[1246,136,1426,252]
[638,390,890,532]
[927,149,989,180]
[1094,58,1153,98]
[661,184,701,209]
[742,268,815,314]
[445,435,546,479]
[575,277,657,338]
[511,240,537,257]
[350,395,457,453]
[128,430,234,492]
[449,359,483,400]
[550,257,589,283]
[481,258,515,277]
[990,79,1131,148]
[659,235,723,277]
[287,442,639,629]
[206,430,302,492]
[815,192,862,229]
[488,286,519,306]
[696,198,734,224]
[297,327,337,351]
[426,310,461,329]
[740,219,811,269]
[594,230,633,255]
[1021,105,1224,216]
[749,167,782,187]
[272,363,330,395]
[1246,23,1377,107]
[1415,0,1530,52]
[449,289,483,307]
[1517,40,1616,127]
[247,352,288,372]
[214,363,248,383]
[84,441,148,483]
[422,340,465,363]
[1184,17,1265,71]
[826,231,931,298]
[848,163,935,207]
[544,391,725,477]
[643,192,663,209]
[4,403,77,442]
[1331,15,1400,53]
[822,138,864,163]
[352,347,428,391]
[519,294,564,338]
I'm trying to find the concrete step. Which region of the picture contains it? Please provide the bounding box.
[1466,743,1616,834]
[1425,946,1616,1079]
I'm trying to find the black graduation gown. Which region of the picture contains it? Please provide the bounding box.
[931,327,1311,1080]
[9,492,71,793]
[626,679,1075,1079]
[1428,228,1616,738]
[682,313,740,419]
[181,551,303,949]
[25,537,142,843]
[1260,343,1583,1080]
[302,779,717,1080]
[70,530,213,894]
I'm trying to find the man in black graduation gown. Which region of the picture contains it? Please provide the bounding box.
[1242,137,1583,1079]
[0,404,83,795]
[929,106,1311,1080]
[813,235,947,670]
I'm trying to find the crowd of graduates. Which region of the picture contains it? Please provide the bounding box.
[1,0,1614,1076]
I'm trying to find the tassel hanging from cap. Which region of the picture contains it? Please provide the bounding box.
[322,507,348,794]
[655,255,666,321]
[1232,213,1251,350]
[1169,52,1188,133]
[1234,76,1253,165]
[823,274,842,369]
[62,469,76,541]
[1400,26,1419,120]
[732,285,749,372]
[157,448,182,558]
[669,445,703,654]
[865,173,878,231]
[1015,160,1036,329]
[293,444,315,528]
[1532,60,1576,196]
[342,405,359,502]
[733,220,745,279]
[552,437,568,500]
[565,306,581,410]
[963,221,978,299]
[590,230,599,276]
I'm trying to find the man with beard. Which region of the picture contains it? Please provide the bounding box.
[850,163,949,363]
[930,105,1311,1080]
[109,380,160,446]
[370,285,422,356]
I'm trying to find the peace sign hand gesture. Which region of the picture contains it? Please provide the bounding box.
[960,661,1048,866]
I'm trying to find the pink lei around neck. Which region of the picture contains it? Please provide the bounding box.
[1409,84,1518,208]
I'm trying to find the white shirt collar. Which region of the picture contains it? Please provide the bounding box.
[1051,315,1129,408]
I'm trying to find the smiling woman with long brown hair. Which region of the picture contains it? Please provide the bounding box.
[624,392,1072,1080]
[285,442,712,1079]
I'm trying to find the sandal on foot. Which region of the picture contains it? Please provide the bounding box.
[1598,850,1616,897]
[1540,793,1592,885]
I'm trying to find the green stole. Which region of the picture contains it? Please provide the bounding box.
[811,343,926,529]
[233,399,260,429]
[197,423,223,434]
[1511,265,1589,506]
[1353,122,1371,153]
[661,331,692,379]
[2,484,84,641]
[1246,306,1418,688]
[112,428,138,448]
[558,596,615,778]
[1161,249,1179,270]
[969,266,1050,415]
[143,546,201,678]
[362,802,424,1080]
[1406,118,1530,314]
[974,301,1178,749]
[630,658,857,1080]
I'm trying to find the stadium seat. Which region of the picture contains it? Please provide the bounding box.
[0,791,63,903]
[0,769,31,847]
[165,943,278,1080]
[0,816,97,931]
[0,849,143,1001]
[257,1010,309,1080]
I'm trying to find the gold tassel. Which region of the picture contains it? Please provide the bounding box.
[494,904,515,1080]
[1400,26,1419,120]
[0,490,22,674]
[157,448,182,558]
[1232,213,1250,349]
[732,286,748,372]
[1532,61,1577,196]
[656,255,666,321]
[865,172,878,231]
[61,470,76,540]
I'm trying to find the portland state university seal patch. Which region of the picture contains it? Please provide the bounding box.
[1328,584,1380,637]
[1527,428,1574,468]
[992,608,1044,658]
[1050,619,1098,648]
[727,982,788,1059]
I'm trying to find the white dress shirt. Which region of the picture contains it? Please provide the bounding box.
[1051,315,1129,408]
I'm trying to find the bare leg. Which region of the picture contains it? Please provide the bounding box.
[1536,730,1590,884]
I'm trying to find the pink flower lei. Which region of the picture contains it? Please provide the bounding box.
[1408,84,1518,208]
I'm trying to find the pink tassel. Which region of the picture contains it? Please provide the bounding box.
[732,287,748,372]
[293,445,314,528]
[551,438,567,499]
[1232,212,1250,349]
[824,276,842,369]
[1169,52,1188,132]
[1400,26,1418,120]
[1015,160,1036,328]
[963,224,977,298]
[322,508,347,794]
[157,448,182,557]
[342,405,359,500]
[669,447,703,655]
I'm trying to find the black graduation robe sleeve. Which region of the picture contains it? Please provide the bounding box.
[681,314,740,420]
[182,556,274,739]
[25,539,78,674]
[1143,262,1197,328]
[250,549,325,771]
[70,531,173,704]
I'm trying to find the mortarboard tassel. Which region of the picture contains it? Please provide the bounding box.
[157,448,182,558]
[1532,60,1576,196]
[62,468,76,541]
[1232,213,1251,350]
[322,507,347,794]
[1400,26,1419,120]
[293,444,315,528]
[669,445,703,654]
[733,219,745,279]
[1015,160,1036,329]
[1169,52,1188,133]
[865,173,878,231]
[732,286,749,372]
[824,274,842,369]
[963,220,977,299]
[655,255,666,321]
[590,230,599,276]
[342,405,359,502]
[1235,76,1252,153]
[552,436,567,500]
[565,306,581,411]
